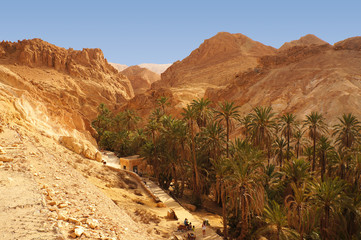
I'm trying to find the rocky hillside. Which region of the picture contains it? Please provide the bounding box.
[124,32,277,117]
[205,36,361,123]
[125,33,361,125]
[0,39,133,148]
[160,32,276,87]
[121,65,161,95]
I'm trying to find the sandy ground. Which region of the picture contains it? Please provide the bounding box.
[0,124,166,239]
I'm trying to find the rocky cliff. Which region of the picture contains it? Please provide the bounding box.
[0,38,133,148]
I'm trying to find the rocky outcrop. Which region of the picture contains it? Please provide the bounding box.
[59,136,101,161]
[0,38,134,144]
[121,65,161,95]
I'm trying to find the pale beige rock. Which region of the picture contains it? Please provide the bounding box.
[68,217,81,225]
[86,218,99,229]
[95,151,102,162]
[183,203,196,212]
[0,156,13,162]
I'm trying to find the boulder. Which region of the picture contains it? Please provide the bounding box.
[59,136,83,154]
[167,208,178,220]
[183,203,197,212]
[95,151,102,162]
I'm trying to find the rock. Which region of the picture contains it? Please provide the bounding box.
[0,147,6,154]
[73,226,84,237]
[59,136,83,155]
[58,203,68,208]
[48,201,57,206]
[0,156,13,162]
[48,206,57,212]
[95,152,102,162]
[86,218,99,229]
[156,202,166,208]
[167,208,178,220]
[57,212,68,221]
[183,203,197,212]
[134,189,143,196]
[68,217,81,225]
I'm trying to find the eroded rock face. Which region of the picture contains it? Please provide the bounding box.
[0,38,134,144]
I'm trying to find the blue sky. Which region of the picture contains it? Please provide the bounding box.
[1,0,360,65]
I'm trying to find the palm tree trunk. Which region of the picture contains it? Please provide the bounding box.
[226,118,229,158]
[221,184,228,239]
[287,128,290,160]
[312,130,316,172]
[191,120,200,201]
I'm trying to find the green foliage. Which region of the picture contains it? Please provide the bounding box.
[91,100,361,240]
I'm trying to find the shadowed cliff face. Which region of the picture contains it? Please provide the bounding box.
[0,38,133,143]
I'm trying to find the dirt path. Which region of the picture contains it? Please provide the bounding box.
[101,154,222,240]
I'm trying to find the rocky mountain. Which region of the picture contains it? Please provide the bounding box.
[0,38,133,150]
[124,32,277,117]
[205,36,361,123]
[279,34,329,51]
[160,32,276,88]
[121,65,161,95]
[125,33,361,126]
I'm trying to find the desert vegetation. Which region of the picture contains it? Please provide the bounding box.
[93,97,361,240]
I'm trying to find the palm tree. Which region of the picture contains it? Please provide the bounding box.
[200,121,226,161]
[285,182,310,239]
[333,113,361,150]
[282,158,311,187]
[191,97,213,128]
[121,109,141,131]
[333,113,361,170]
[317,136,334,181]
[181,104,201,202]
[215,101,241,158]
[280,113,298,161]
[249,106,277,164]
[256,200,300,240]
[228,140,265,239]
[273,137,287,168]
[310,178,348,240]
[156,96,170,115]
[239,114,252,140]
[211,157,231,239]
[293,128,305,159]
[303,112,328,172]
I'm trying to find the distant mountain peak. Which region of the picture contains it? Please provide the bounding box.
[279,34,329,51]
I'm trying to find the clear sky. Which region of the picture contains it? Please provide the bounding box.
[1,0,360,66]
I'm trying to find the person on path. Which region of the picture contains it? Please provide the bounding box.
[202,221,206,237]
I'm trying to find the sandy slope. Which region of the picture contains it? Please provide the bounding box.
[0,124,166,239]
